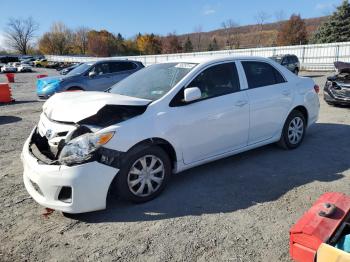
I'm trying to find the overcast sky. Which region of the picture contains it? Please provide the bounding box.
[0,0,342,49]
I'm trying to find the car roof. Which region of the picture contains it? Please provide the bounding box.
[161,56,276,66]
[93,59,142,63]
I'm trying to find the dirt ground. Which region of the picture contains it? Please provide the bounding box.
[0,68,349,262]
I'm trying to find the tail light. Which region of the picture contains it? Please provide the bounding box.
[314,84,320,94]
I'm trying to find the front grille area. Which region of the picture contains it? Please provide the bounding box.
[30,129,59,164]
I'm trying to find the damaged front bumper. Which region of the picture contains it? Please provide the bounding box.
[21,128,119,213]
[324,88,350,105]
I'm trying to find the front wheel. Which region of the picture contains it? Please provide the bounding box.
[115,146,171,203]
[278,110,306,149]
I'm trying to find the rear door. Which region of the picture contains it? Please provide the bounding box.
[240,60,293,145]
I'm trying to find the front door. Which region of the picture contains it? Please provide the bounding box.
[86,62,113,91]
[170,62,250,164]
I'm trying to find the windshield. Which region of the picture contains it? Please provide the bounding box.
[67,63,92,76]
[110,62,197,100]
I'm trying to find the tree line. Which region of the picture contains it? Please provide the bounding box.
[2,0,350,56]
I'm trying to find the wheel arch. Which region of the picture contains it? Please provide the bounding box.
[66,86,85,91]
[291,105,308,126]
[127,137,178,169]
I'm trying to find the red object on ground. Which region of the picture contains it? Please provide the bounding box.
[36,74,48,79]
[290,192,350,262]
[0,83,15,103]
[6,73,15,83]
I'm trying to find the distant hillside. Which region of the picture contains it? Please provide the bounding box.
[177,16,329,51]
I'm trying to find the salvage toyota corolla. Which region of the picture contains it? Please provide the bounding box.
[22,56,320,213]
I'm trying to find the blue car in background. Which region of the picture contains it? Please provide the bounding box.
[37,60,144,99]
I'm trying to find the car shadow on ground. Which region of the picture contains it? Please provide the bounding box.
[71,122,350,223]
[0,116,22,125]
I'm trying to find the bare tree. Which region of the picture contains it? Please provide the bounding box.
[38,22,73,55]
[50,22,73,55]
[75,26,90,54]
[274,10,286,45]
[194,25,203,51]
[4,17,39,54]
[254,11,270,47]
[221,19,240,49]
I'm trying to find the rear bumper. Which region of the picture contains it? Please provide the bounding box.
[21,130,118,213]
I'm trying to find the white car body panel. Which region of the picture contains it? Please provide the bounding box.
[22,56,320,213]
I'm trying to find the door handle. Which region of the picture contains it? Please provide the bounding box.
[235,100,248,107]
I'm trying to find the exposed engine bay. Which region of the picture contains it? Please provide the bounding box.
[29,104,147,165]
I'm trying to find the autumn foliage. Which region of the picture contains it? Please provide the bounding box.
[277,14,308,46]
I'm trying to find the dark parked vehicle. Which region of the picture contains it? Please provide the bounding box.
[324,61,350,106]
[270,54,300,75]
[0,55,19,66]
[37,60,145,99]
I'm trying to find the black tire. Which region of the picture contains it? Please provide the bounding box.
[278,110,306,150]
[294,68,299,75]
[115,145,171,203]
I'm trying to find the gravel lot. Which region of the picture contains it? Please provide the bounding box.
[0,69,349,262]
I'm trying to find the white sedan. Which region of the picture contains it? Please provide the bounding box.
[17,64,33,72]
[1,64,17,73]
[21,56,320,213]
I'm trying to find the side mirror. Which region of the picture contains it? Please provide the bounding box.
[184,87,202,103]
[89,71,96,78]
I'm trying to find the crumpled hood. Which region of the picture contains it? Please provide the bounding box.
[43,91,152,123]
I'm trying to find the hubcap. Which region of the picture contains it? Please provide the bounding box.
[288,116,304,145]
[127,155,165,197]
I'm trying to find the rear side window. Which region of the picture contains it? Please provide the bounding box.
[188,62,240,100]
[242,61,286,89]
[110,62,137,73]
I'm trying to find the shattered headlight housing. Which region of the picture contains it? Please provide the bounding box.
[59,132,114,166]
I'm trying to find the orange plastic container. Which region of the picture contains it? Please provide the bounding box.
[6,73,15,83]
[0,83,14,103]
[290,192,350,262]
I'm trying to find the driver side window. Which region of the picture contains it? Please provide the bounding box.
[170,62,241,106]
[91,63,110,75]
[188,62,240,100]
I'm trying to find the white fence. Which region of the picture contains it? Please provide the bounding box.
[46,41,350,71]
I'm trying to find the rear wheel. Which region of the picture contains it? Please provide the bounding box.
[278,110,306,149]
[115,146,171,203]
